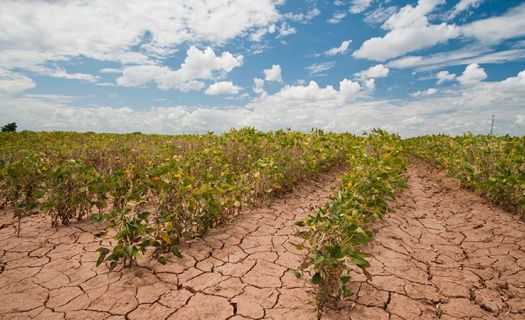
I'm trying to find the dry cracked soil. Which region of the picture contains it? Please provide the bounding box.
[0,160,524,320]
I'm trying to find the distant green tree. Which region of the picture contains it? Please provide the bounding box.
[1,122,17,132]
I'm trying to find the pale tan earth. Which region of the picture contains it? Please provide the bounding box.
[1,160,524,320]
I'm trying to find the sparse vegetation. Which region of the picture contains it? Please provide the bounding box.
[406,134,525,217]
[0,128,356,268]
[294,129,407,312]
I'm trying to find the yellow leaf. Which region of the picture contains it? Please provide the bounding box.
[162,233,172,245]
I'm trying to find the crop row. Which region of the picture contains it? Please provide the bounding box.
[406,134,525,218]
[0,128,358,269]
[294,129,408,312]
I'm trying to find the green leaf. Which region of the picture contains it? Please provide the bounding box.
[172,247,183,259]
[341,286,353,298]
[289,242,305,250]
[311,272,322,285]
[340,275,351,285]
[94,230,107,238]
[95,247,109,266]
[294,221,305,227]
[314,253,325,264]
[157,256,171,265]
[327,245,343,259]
[108,260,118,273]
[351,254,370,268]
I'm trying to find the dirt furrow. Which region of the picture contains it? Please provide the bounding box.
[2,160,525,320]
[324,159,525,320]
[0,167,344,320]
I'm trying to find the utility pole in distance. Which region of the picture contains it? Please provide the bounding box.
[490,114,495,136]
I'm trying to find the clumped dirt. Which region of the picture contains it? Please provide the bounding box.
[1,160,524,320]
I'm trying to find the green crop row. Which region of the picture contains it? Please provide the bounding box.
[0,128,359,270]
[294,129,408,313]
[405,134,525,218]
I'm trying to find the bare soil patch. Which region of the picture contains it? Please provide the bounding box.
[0,167,343,320]
[325,159,525,320]
[1,160,524,320]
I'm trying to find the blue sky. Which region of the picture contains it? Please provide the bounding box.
[0,0,524,136]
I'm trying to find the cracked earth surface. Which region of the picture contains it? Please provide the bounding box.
[1,160,525,320]
[0,168,343,320]
[324,159,525,320]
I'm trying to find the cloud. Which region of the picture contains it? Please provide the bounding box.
[349,0,373,14]
[178,80,206,92]
[205,81,242,95]
[339,79,362,101]
[254,79,362,105]
[354,64,390,79]
[117,46,243,90]
[2,69,525,136]
[0,69,36,94]
[461,4,525,44]
[436,71,456,84]
[327,12,347,24]
[376,4,525,69]
[364,6,399,25]
[284,8,320,23]
[412,88,438,97]
[363,78,376,91]
[277,23,297,38]
[353,0,459,61]
[382,0,444,30]
[99,68,121,74]
[448,0,484,19]
[31,67,100,83]
[306,61,336,75]
[516,115,525,125]
[253,78,266,95]
[0,0,281,70]
[457,63,487,85]
[263,65,283,82]
[325,40,352,56]
[387,47,525,71]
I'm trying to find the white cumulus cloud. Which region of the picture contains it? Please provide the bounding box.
[436,70,456,84]
[205,81,242,95]
[117,46,243,90]
[2,70,525,137]
[457,63,487,85]
[263,65,282,82]
[253,78,266,95]
[355,64,390,79]
[0,0,281,69]
[354,0,459,61]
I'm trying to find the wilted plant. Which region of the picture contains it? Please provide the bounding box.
[43,160,96,227]
[294,129,407,313]
[4,154,46,236]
